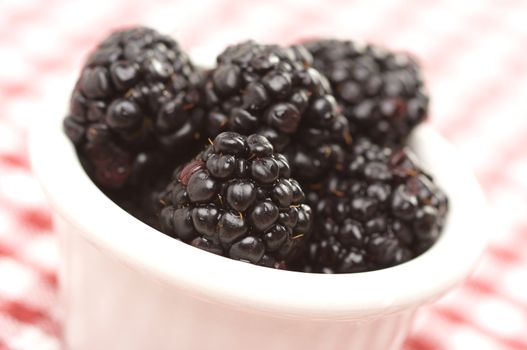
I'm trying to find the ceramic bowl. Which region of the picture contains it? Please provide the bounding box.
[29,75,488,350]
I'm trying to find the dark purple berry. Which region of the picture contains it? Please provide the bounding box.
[292,138,448,273]
[204,40,350,167]
[63,26,204,190]
[302,39,428,145]
[158,132,312,269]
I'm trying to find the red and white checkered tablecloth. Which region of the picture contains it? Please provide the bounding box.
[1,0,527,349]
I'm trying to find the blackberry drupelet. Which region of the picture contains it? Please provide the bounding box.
[302,39,428,145]
[158,132,313,268]
[203,40,351,181]
[63,26,204,189]
[294,138,448,273]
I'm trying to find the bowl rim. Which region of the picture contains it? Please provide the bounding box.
[29,90,488,320]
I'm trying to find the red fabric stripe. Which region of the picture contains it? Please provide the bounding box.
[434,307,527,350]
[18,208,53,232]
[0,82,38,99]
[465,278,496,295]
[487,245,523,265]
[0,241,56,288]
[0,204,53,234]
[0,301,59,337]
[465,278,527,316]
[0,154,28,169]
[404,335,443,350]
[0,0,61,35]
[41,271,58,289]
[0,301,49,324]
[0,243,13,257]
[0,201,53,234]
[404,335,444,350]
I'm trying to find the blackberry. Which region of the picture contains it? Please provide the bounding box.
[158,132,312,268]
[63,26,204,189]
[293,138,448,273]
[302,39,428,145]
[203,40,351,181]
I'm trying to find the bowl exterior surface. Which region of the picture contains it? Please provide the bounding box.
[56,214,416,350]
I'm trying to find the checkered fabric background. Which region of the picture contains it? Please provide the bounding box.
[1,0,527,349]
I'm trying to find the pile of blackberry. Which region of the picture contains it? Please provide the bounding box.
[64,26,448,272]
[303,39,429,146]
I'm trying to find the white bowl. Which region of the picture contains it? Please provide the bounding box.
[30,88,488,350]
